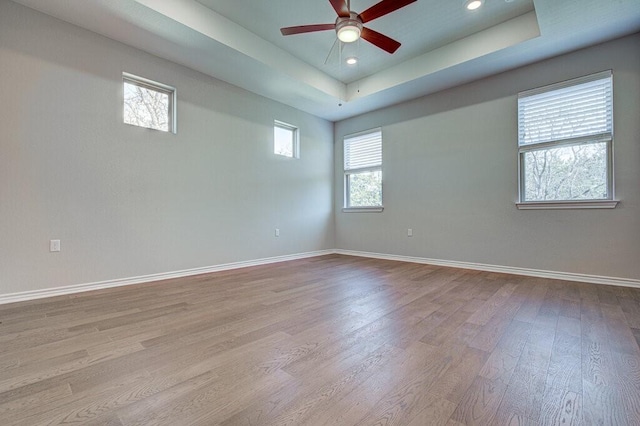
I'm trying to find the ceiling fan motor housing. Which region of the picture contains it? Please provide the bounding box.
[335,12,363,42]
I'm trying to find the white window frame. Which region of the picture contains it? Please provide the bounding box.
[516,71,618,210]
[343,128,383,212]
[273,120,299,158]
[123,72,176,134]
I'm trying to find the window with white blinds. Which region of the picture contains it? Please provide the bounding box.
[518,71,612,147]
[344,129,382,172]
[517,71,615,206]
[344,128,383,209]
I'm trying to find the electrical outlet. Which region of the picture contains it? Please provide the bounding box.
[50,239,61,252]
[407,229,413,237]
[275,228,280,237]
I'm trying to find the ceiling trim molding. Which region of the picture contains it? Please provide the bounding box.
[347,11,541,101]
[133,0,346,100]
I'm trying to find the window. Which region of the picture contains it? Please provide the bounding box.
[274,121,299,158]
[344,128,383,210]
[123,73,176,133]
[517,71,617,208]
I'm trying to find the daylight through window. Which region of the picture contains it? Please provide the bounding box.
[344,128,383,209]
[123,73,175,133]
[518,71,613,204]
[274,121,299,158]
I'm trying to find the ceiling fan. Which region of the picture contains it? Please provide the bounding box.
[280,0,417,54]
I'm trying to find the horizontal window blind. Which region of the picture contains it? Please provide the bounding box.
[518,71,612,146]
[344,128,382,171]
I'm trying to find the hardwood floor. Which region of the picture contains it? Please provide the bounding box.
[1,254,640,425]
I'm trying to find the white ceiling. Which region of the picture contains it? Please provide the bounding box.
[10,0,640,121]
[195,0,535,83]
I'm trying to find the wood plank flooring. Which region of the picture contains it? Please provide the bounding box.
[1,254,640,425]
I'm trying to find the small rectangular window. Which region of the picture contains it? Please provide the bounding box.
[274,121,299,158]
[123,73,176,133]
[344,128,383,210]
[518,71,614,206]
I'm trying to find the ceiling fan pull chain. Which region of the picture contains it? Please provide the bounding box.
[325,38,338,65]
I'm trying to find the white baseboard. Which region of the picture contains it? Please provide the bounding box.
[335,249,640,289]
[3,248,638,305]
[0,250,334,305]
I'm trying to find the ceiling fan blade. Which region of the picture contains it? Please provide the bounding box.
[329,0,350,17]
[361,27,401,54]
[280,24,336,36]
[359,0,417,23]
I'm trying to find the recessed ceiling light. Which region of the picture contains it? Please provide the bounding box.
[465,0,484,10]
[346,57,358,65]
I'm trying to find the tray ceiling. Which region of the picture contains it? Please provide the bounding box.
[9,0,640,121]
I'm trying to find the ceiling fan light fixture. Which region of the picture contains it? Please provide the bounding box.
[465,0,484,10]
[281,1,413,54]
[337,25,361,43]
[336,13,363,43]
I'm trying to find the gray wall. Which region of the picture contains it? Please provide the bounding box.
[1,1,638,299]
[335,33,640,280]
[0,1,334,295]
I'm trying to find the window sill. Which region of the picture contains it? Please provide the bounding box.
[343,206,384,213]
[516,200,619,210]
